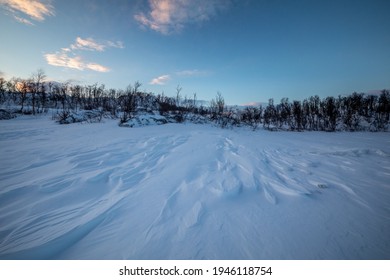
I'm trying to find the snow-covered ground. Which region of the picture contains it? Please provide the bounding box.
[0,115,389,259]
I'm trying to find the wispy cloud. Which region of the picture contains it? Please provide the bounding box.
[44,36,123,73]
[0,0,54,25]
[135,0,231,34]
[70,37,124,52]
[176,69,211,77]
[45,53,85,71]
[149,69,211,85]
[86,63,110,73]
[71,37,106,52]
[107,40,124,49]
[13,14,34,25]
[150,74,171,85]
[44,52,110,73]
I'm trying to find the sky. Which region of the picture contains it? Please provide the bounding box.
[1,0,390,105]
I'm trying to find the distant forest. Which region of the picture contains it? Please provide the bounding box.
[1,70,389,131]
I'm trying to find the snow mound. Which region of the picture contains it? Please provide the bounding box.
[120,112,168,127]
[53,110,105,124]
[119,112,209,127]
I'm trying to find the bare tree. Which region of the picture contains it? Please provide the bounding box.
[31,69,46,114]
[0,77,5,104]
[209,92,226,126]
[176,85,182,108]
[292,100,303,131]
[216,92,225,115]
[60,82,69,111]
[15,78,29,112]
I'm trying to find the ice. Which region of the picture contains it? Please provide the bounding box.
[0,116,389,259]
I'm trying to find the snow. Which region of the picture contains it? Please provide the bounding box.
[0,115,389,259]
[120,112,169,127]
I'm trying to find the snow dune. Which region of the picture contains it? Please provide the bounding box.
[0,116,389,259]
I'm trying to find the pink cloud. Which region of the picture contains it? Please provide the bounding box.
[135,0,231,34]
[0,0,54,24]
[44,36,123,72]
[86,63,110,73]
[150,75,170,85]
[44,52,110,73]
[71,37,124,52]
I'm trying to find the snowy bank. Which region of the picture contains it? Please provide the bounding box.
[0,116,389,259]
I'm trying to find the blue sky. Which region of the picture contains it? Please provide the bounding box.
[1,0,389,105]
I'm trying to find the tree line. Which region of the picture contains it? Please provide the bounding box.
[258,92,390,132]
[0,70,389,131]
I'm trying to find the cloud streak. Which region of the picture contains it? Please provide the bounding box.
[135,0,231,34]
[150,69,211,85]
[150,75,171,85]
[0,0,54,24]
[70,37,124,52]
[13,14,34,25]
[44,37,124,73]
[176,69,211,77]
[44,52,110,73]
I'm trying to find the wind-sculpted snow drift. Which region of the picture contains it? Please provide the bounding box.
[0,116,389,259]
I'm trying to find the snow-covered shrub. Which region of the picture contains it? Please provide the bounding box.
[54,109,105,124]
[119,112,168,127]
[0,109,16,120]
